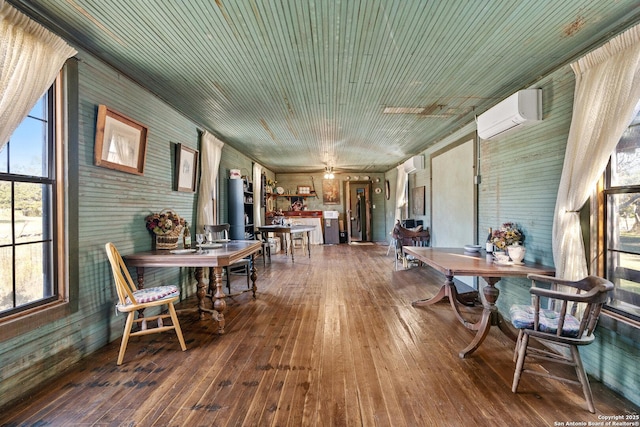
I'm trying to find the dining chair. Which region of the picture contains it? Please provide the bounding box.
[254,230,271,266]
[510,273,613,413]
[104,242,187,365]
[290,219,308,256]
[391,220,430,270]
[203,224,250,293]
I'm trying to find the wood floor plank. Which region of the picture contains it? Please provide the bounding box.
[1,245,638,426]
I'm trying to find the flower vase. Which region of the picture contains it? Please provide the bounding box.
[507,244,526,264]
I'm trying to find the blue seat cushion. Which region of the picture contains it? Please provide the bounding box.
[124,285,179,305]
[510,304,581,338]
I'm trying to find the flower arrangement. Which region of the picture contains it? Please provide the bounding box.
[266,178,277,187]
[492,222,524,250]
[145,209,185,235]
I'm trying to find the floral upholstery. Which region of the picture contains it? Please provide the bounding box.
[510,304,581,338]
[121,285,179,306]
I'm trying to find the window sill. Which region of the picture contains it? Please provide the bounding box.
[0,300,70,342]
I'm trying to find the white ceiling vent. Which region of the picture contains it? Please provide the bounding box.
[476,89,542,140]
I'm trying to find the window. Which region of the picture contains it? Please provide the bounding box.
[604,107,640,322]
[0,85,59,318]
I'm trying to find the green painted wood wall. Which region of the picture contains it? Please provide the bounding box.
[0,48,262,408]
[406,63,640,406]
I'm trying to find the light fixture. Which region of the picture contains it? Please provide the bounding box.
[324,166,335,179]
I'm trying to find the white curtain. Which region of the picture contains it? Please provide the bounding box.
[196,131,224,232]
[553,24,640,280]
[253,162,263,228]
[0,1,76,148]
[395,165,408,222]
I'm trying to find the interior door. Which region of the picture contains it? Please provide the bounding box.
[345,181,372,242]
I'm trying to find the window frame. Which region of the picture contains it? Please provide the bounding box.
[598,111,640,326]
[0,61,76,341]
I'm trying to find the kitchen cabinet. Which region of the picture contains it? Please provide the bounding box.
[228,178,254,240]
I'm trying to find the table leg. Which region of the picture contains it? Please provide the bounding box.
[458,277,501,358]
[250,254,258,298]
[195,267,206,320]
[196,267,227,334]
[413,274,469,326]
[211,266,226,334]
[290,233,295,263]
[134,267,148,330]
[307,231,311,258]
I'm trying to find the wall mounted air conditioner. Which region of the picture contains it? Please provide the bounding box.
[403,155,424,174]
[476,89,542,140]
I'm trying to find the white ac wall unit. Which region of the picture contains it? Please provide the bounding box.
[403,155,424,174]
[476,89,542,140]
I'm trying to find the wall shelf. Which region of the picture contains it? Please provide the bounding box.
[266,192,317,199]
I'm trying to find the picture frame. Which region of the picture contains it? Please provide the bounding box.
[176,144,199,192]
[322,179,340,204]
[94,105,148,175]
[297,185,311,195]
[290,196,304,211]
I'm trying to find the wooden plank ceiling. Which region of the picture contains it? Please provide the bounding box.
[9,0,640,173]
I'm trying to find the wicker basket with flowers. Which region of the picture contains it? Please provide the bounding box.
[145,209,185,249]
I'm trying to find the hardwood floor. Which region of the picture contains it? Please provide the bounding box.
[2,244,638,426]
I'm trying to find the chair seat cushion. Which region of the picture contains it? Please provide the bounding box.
[509,304,581,337]
[125,285,179,305]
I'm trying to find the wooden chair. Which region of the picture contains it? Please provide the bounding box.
[204,224,250,293]
[290,219,308,256]
[104,242,186,365]
[254,230,271,266]
[510,273,614,413]
[391,220,430,270]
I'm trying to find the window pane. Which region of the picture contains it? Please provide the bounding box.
[13,182,49,244]
[28,95,47,121]
[0,181,10,246]
[606,193,640,252]
[15,242,51,306]
[9,116,48,177]
[611,110,640,187]
[606,252,640,320]
[0,143,8,173]
[0,246,14,311]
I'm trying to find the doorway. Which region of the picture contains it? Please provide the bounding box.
[345,181,372,243]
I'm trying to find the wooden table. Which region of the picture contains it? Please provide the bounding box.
[257,224,316,262]
[124,240,262,334]
[403,247,555,358]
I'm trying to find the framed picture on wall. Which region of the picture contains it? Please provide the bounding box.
[176,144,198,192]
[290,196,304,211]
[297,185,312,195]
[412,186,425,215]
[94,105,148,175]
[322,179,340,204]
